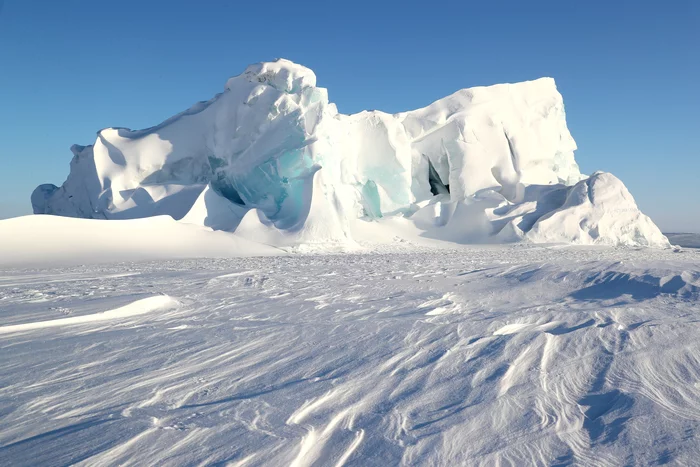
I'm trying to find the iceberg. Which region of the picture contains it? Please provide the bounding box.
[32,59,669,248]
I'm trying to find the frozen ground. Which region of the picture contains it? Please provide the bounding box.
[1,245,700,466]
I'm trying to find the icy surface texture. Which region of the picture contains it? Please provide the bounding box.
[525,172,671,247]
[32,59,668,248]
[2,248,700,464]
[410,172,670,248]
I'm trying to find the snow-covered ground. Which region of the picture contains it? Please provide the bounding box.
[0,215,282,268]
[2,244,700,466]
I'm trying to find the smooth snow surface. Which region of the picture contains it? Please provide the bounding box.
[1,246,699,465]
[32,58,668,248]
[0,215,282,267]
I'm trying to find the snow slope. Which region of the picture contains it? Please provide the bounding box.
[0,215,282,267]
[32,59,668,248]
[1,246,699,465]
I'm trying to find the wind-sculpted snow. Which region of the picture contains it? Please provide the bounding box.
[0,295,178,334]
[32,58,668,248]
[1,246,699,465]
[525,172,670,247]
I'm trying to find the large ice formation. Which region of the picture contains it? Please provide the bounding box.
[32,59,669,248]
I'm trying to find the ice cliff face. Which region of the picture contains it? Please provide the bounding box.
[32,59,669,248]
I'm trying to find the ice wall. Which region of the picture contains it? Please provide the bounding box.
[32,59,668,248]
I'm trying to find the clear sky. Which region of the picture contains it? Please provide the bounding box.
[0,0,698,231]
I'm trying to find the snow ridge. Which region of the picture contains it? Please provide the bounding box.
[0,295,178,335]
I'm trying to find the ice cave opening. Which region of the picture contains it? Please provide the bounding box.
[427,157,450,197]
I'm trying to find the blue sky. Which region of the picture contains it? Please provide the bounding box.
[0,0,698,231]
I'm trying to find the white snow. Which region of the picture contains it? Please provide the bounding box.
[0,215,282,267]
[1,245,699,465]
[31,58,668,249]
[525,171,670,247]
[4,60,683,464]
[0,295,178,335]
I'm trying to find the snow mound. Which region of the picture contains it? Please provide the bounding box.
[0,215,282,267]
[32,58,667,249]
[526,172,670,247]
[411,172,669,247]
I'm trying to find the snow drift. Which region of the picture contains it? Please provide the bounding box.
[0,215,282,267]
[32,59,669,248]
